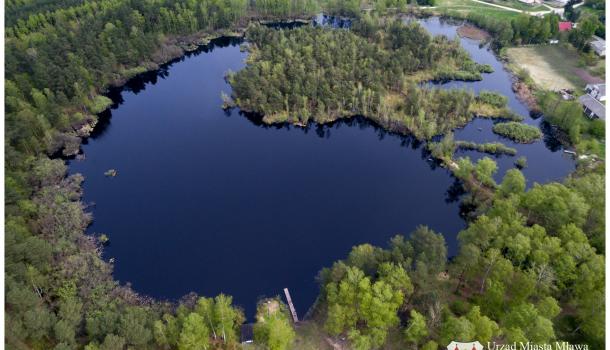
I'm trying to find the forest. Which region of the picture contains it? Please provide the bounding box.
[6,0,321,349]
[4,0,605,348]
[314,165,604,349]
[228,21,514,140]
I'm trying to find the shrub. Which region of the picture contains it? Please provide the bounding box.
[492,122,542,143]
[515,156,527,169]
[477,91,508,108]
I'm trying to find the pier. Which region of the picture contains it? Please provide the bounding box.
[283,288,299,323]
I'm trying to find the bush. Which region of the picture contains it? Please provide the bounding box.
[477,91,508,108]
[588,119,605,138]
[538,91,584,144]
[492,122,542,143]
[88,95,113,114]
[450,300,472,316]
[455,141,517,155]
[477,64,494,73]
[515,156,527,169]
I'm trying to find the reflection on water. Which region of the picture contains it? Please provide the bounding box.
[69,16,574,318]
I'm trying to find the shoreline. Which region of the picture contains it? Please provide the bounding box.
[58,15,317,312]
[66,12,575,318]
[60,16,315,158]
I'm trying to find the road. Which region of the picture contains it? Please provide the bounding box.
[363,0,570,17]
[468,0,565,16]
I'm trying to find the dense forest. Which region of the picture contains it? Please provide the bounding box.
[4,0,605,348]
[315,165,604,349]
[6,0,323,349]
[228,21,518,139]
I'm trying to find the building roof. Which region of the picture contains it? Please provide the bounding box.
[579,94,606,119]
[586,83,606,97]
[590,37,606,53]
[558,22,572,31]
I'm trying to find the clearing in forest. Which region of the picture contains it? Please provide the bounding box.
[434,0,539,19]
[506,45,604,91]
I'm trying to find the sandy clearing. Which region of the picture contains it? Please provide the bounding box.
[507,47,577,90]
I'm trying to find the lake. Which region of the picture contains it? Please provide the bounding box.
[69,16,574,318]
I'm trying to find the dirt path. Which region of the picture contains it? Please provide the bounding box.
[467,0,561,16]
[325,337,349,350]
[574,68,604,84]
[468,0,524,13]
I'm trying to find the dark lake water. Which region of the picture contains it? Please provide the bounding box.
[69,16,574,318]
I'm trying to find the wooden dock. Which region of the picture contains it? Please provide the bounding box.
[283,288,299,323]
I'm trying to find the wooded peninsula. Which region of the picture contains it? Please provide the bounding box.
[228,21,512,140]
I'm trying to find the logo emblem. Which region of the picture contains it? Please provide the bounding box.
[447,341,484,350]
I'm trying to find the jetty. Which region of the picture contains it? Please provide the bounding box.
[283,288,299,323]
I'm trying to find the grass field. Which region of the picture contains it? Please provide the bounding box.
[578,4,604,19]
[490,0,547,12]
[506,44,605,91]
[434,0,523,20]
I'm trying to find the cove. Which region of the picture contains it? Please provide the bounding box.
[69,17,574,318]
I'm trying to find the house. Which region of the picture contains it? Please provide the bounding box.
[578,94,605,120]
[558,22,573,32]
[590,36,605,56]
[585,83,606,101]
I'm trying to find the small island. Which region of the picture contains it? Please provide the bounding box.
[492,121,543,143]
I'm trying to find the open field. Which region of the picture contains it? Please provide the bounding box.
[506,44,605,91]
[434,0,523,20]
[489,0,547,11]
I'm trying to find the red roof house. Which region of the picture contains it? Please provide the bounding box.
[558,22,573,32]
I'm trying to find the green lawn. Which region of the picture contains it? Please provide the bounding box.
[491,0,547,12]
[434,0,523,20]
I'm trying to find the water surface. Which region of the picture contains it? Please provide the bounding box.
[70,18,573,317]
